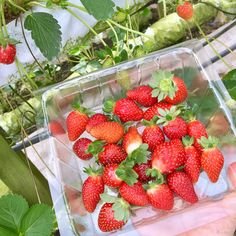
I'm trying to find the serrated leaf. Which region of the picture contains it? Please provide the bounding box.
[100,194,117,203]
[116,168,138,186]
[0,226,18,236]
[81,0,115,20]
[130,144,148,164]
[0,194,29,233]
[20,204,54,236]
[24,12,62,60]
[222,69,236,100]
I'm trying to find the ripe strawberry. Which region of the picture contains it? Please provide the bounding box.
[143,102,172,121]
[149,71,188,105]
[199,136,224,183]
[48,120,65,136]
[98,203,126,232]
[151,139,186,174]
[134,160,153,183]
[182,136,201,183]
[82,168,104,213]
[86,113,108,133]
[98,144,127,165]
[0,44,16,64]
[66,105,90,141]
[167,171,198,204]
[146,183,174,210]
[176,1,193,20]
[103,98,143,122]
[123,127,142,154]
[157,106,187,140]
[126,85,157,107]
[73,138,93,160]
[142,117,165,151]
[103,164,123,188]
[90,121,124,143]
[119,182,149,206]
[188,119,208,153]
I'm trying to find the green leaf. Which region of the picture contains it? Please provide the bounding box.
[222,69,236,100]
[116,168,138,186]
[81,0,115,20]
[20,204,54,236]
[24,12,62,60]
[130,144,149,165]
[0,194,29,233]
[0,226,18,236]
[100,194,117,203]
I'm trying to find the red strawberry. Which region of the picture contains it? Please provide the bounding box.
[73,138,93,160]
[151,139,186,174]
[199,136,224,183]
[48,120,65,136]
[149,71,188,105]
[134,160,153,183]
[103,98,143,122]
[157,106,187,140]
[103,164,123,188]
[188,119,208,153]
[123,127,142,154]
[146,183,174,210]
[182,136,201,183]
[126,85,157,107]
[0,44,16,64]
[66,105,90,141]
[82,168,104,213]
[176,1,193,20]
[90,121,124,143]
[119,182,149,206]
[167,171,198,204]
[98,144,127,165]
[86,113,108,133]
[143,102,172,121]
[98,203,126,232]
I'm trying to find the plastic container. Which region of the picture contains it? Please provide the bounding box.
[40,42,236,236]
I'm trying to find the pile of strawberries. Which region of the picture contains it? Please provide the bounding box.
[65,70,224,232]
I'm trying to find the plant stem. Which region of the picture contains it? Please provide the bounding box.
[195,22,232,70]
[66,8,107,47]
[106,20,119,54]
[7,0,26,13]
[1,1,8,37]
[66,2,87,12]
[0,4,4,38]
[200,1,236,15]
[128,14,136,44]
[108,19,152,39]
[163,0,167,17]
[187,22,193,39]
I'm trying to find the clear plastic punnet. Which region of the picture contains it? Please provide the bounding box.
[40,41,236,236]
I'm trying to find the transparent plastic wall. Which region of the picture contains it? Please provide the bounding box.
[40,43,236,236]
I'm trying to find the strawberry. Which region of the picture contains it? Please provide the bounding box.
[143,102,172,121]
[188,119,208,153]
[142,117,165,151]
[103,98,143,122]
[73,138,93,160]
[90,121,124,143]
[151,139,186,174]
[122,127,142,154]
[98,203,127,232]
[82,167,104,213]
[48,120,65,136]
[103,164,123,188]
[149,71,188,105]
[182,136,201,183]
[134,160,153,183]
[119,181,149,206]
[0,44,16,64]
[199,136,224,183]
[98,144,127,165]
[86,113,108,133]
[176,1,193,20]
[66,105,90,141]
[157,106,187,140]
[167,171,198,204]
[126,85,157,107]
[146,183,174,210]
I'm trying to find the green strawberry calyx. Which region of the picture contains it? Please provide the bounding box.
[143,179,165,191]
[182,135,194,147]
[83,166,103,176]
[149,70,177,102]
[142,116,159,126]
[156,106,180,126]
[198,136,219,149]
[146,168,165,183]
[86,140,105,155]
[72,103,93,116]
[103,99,115,113]
[100,193,130,222]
